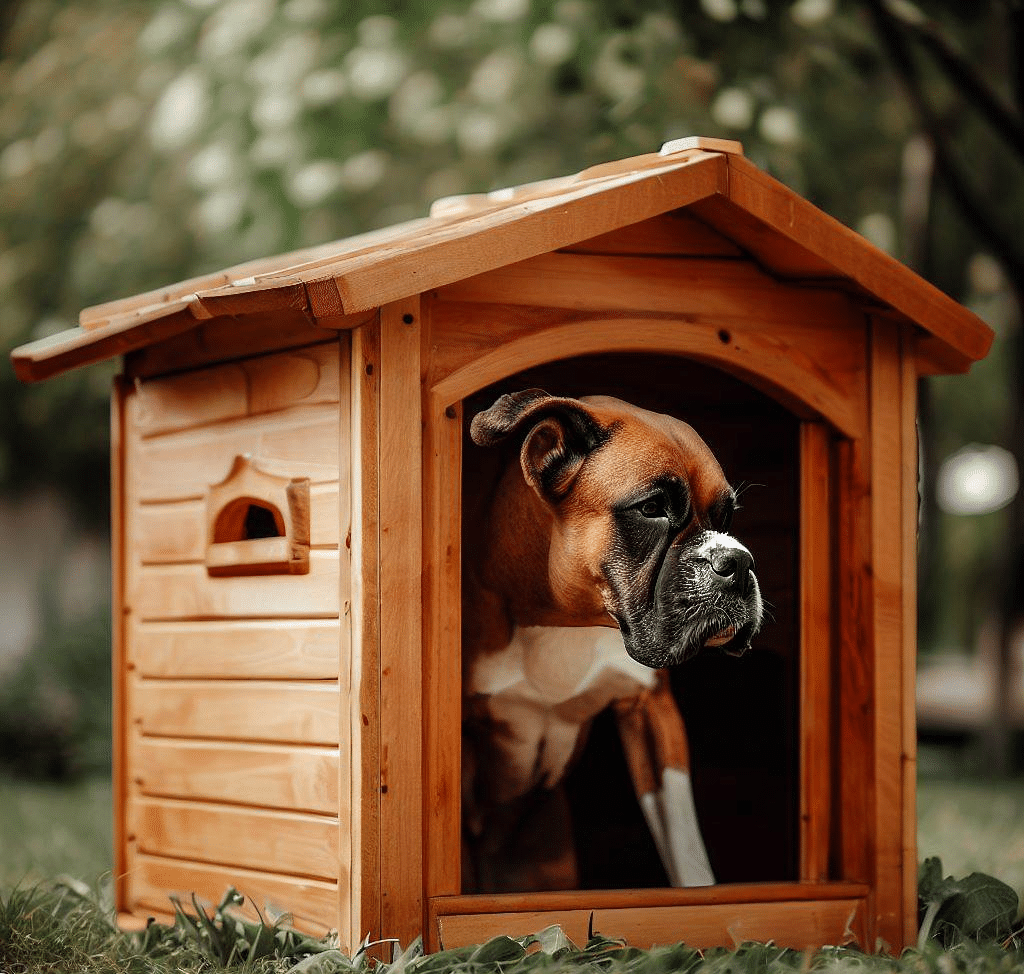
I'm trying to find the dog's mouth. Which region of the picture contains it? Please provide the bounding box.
[702,619,756,657]
[704,624,735,648]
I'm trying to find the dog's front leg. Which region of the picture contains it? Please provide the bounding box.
[614,673,715,887]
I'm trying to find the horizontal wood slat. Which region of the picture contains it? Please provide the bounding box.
[131,550,340,620]
[129,405,340,503]
[129,797,340,881]
[133,738,340,814]
[132,343,340,437]
[130,619,340,679]
[135,484,340,564]
[561,211,744,257]
[126,315,358,381]
[133,679,340,745]
[437,253,854,322]
[128,853,338,934]
[434,897,866,951]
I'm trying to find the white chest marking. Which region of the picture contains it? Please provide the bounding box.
[469,625,657,702]
[468,625,657,793]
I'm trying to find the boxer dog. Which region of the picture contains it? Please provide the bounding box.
[461,389,762,893]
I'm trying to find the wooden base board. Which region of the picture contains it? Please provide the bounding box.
[430,883,870,952]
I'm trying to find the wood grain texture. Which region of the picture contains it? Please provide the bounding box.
[131,343,340,437]
[133,679,340,745]
[800,422,833,883]
[132,737,340,814]
[130,405,340,503]
[128,854,338,934]
[348,319,381,945]
[835,436,874,892]
[130,551,340,620]
[377,298,424,945]
[135,486,339,564]
[129,619,340,679]
[437,252,852,321]
[422,385,463,903]
[129,797,340,880]
[900,328,920,946]
[868,318,911,948]
[126,315,360,381]
[432,893,867,951]
[429,307,867,439]
[111,377,131,918]
[333,333,356,953]
[560,211,743,257]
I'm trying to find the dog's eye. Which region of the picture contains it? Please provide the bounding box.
[712,497,736,533]
[639,496,667,519]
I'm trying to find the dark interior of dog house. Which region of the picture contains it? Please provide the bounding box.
[461,352,800,892]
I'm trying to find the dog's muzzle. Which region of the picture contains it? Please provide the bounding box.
[626,529,762,665]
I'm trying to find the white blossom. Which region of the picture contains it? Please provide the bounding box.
[759,105,801,146]
[711,88,754,129]
[701,0,738,22]
[149,69,209,151]
[288,161,344,208]
[529,23,577,66]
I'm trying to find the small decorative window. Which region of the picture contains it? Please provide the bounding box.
[205,455,310,576]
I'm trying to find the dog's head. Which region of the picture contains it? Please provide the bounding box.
[471,389,763,667]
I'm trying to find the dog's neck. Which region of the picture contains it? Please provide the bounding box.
[469,464,612,633]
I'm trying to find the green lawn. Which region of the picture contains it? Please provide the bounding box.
[0,775,112,889]
[2,771,1023,900]
[917,775,1024,898]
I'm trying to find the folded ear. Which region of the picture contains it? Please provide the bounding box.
[470,389,610,501]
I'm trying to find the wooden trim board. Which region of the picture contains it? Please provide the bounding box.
[430,883,870,951]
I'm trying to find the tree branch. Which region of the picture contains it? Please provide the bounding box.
[863,0,1024,288]
[882,0,1024,163]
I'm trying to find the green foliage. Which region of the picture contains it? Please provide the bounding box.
[917,857,1019,951]
[0,880,126,973]
[3,872,1024,974]
[138,887,338,968]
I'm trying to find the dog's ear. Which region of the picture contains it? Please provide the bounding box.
[470,389,609,501]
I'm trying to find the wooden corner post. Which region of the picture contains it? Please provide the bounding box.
[377,298,425,945]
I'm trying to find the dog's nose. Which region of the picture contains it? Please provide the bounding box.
[709,546,754,592]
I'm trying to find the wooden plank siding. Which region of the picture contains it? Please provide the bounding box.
[118,339,348,936]
[435,898,866,953]
[129,798,340,881]
[129,855,339,935]
[430,883,869,952]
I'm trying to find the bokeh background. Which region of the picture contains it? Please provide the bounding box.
[1,0,1022,893]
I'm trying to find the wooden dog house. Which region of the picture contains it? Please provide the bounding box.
[12,138,993,953]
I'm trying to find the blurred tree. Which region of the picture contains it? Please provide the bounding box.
[1,0,1021,761]
[862,0,1024,772]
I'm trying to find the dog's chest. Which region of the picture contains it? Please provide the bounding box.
[468,625,657,791]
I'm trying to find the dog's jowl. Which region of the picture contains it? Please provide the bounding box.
[461,389,763,894]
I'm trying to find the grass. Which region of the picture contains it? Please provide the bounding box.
[1,770,1023,972]
[917,776,1024,899]
[0,773,112,890]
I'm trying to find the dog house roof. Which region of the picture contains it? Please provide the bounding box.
[12,136,993,383]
